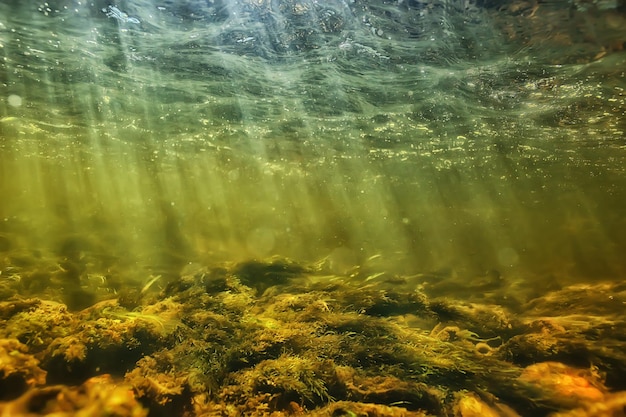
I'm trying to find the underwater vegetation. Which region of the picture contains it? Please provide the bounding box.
[0,0,625,414]
[1,256,626,417]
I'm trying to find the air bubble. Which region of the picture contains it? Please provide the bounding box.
[8,95,22,107]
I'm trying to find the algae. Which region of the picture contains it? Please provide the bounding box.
[1,254,626,416]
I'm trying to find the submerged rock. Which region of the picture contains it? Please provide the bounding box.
[0,258,625,416]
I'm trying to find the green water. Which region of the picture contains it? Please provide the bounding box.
[1,0,625,288]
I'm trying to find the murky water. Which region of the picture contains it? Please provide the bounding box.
[1,0,625,286]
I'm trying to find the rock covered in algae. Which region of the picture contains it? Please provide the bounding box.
[453,392,520,417]
[0,339,46,400]
[0,374,148,417]
[1,257,626,416]
[517,362,607,408]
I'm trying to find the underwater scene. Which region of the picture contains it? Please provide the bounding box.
[1,0,626,415]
